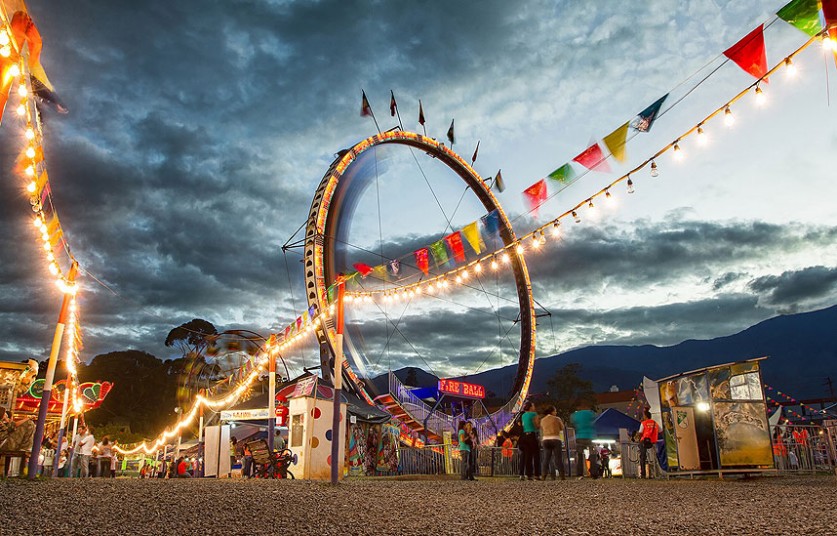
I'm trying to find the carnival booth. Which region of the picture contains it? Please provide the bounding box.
[654,357,774,476]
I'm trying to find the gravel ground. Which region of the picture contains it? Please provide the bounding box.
[1,475,835,535]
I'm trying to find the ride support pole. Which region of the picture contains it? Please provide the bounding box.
[29,262,78,480]
[198,389,204,477]
[331,277,346,485]
[268,343,276,453]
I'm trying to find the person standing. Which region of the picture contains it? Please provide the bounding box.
[599,445,612,478]
[457,421,473,481]
[518,401,540,480]
[242,443,253,479]
[71,425,95,478]
[570,406,596,478]
[468,422,479,480]
[638,409,660,479]
[539,405,565,480]
[97,436,112,478]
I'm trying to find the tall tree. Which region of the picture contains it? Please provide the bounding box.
[164,318,218,358]
[546,363,597,422]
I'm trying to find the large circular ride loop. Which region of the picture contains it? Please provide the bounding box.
[303,130,535,413]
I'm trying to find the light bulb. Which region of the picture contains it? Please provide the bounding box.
[27,181,36,193]
[49,263,59,275]
[0,30,9,46]
[754,85,766,106]
[8,64,19,78]
[490,259,499,271]
[455,274,462,284]
[33,216,42,228]
[0,46,10,58]
[17,84,27,98]
[697,125,707,145]
[724,106,734,127]
[16,104,25,116]
[626,177,635,194]
[784,58,797,77]
[650,160,659,177]
[672,142,683,161]
[474,263,482,273]
[461,269,469,280]
[26,146,36,158]
[588,199,595,209]
[441,280,449,288]
[531,236,541,249]
[572,211,581,223]
[551,222,561,236]
[25,165,35,176]
[41,230,49,241]
[46,252,54,261]
[25,128,35,140]
[501,252,510,263]
[822,36,835,51]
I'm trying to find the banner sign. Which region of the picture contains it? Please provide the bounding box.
[438,379,485,399]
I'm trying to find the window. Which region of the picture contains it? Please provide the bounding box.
[729,372,761,400]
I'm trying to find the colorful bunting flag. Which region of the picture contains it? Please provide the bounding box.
[31,75,67,113]
[603,122,629,162]
[389,259,400,277]
[632,94,668,132]
[295,316,303,332]
[444,231,466,264]
[493,169,506,192]
[414,248,430,275]
[372,264,388,281]
[446,119,455,145]
[480,209,501,238]
[360,90,372,117]
[389,90,397,117]
[777,0,823,36]
[471,140,480,164]
[522,179,548,217]
[418,100,425,126]
[547,163,575,183]
[723,25,768,81]
[353,262,373,277]
[573,143,611,173]
[430,239,449,267]
[327,284,336,304]
[308,305,316,320]
[461,221,485,255]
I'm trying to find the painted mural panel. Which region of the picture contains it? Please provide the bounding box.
[712,401,773,466]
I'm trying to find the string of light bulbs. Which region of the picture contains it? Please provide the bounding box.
[343,30,831,304]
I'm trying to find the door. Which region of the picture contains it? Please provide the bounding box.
[672,407,700,471]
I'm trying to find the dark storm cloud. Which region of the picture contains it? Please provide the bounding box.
[749,266,837,307]
[1,0,834,377]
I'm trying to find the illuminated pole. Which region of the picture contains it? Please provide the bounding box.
[198,389,205,477]
[174,407,182,465]
[330,276,346,485]
[52,377,72,477]
[29,262,78,479]
[267,335,277,453]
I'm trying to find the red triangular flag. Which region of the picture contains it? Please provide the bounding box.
[353,262,373,277]
[418,100,425,126]
[444,231,467,264]
[522,179,548,218]
[413,248,429,275]
[573,143,611,173]
[723,25,768,81]
[389,90,397,117]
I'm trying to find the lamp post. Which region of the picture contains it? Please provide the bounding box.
[174,407,183,465]
[267,334,277,453]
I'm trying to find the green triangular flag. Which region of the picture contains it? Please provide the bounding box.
[430,240,449,267]
[777,0,823,36]
[547,163,576,183]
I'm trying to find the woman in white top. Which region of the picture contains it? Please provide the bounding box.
[97,436,113,478]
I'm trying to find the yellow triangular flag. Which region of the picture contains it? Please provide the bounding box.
[461,221,485,255]
[603,122,629,163]
[372,264,388,281]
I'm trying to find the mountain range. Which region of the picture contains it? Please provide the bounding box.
[372,305,837,401]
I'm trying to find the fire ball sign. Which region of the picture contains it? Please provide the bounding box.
[438,379,486,399]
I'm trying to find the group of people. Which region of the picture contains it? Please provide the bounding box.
[69,424,119,478]
[514,402,569,480]
[457,420,480,480]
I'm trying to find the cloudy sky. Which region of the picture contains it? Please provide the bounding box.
[1,0,835,384]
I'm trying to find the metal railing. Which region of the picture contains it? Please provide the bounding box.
[386,372,521,443]
[770,424,835,474]
[395,445,572,478]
